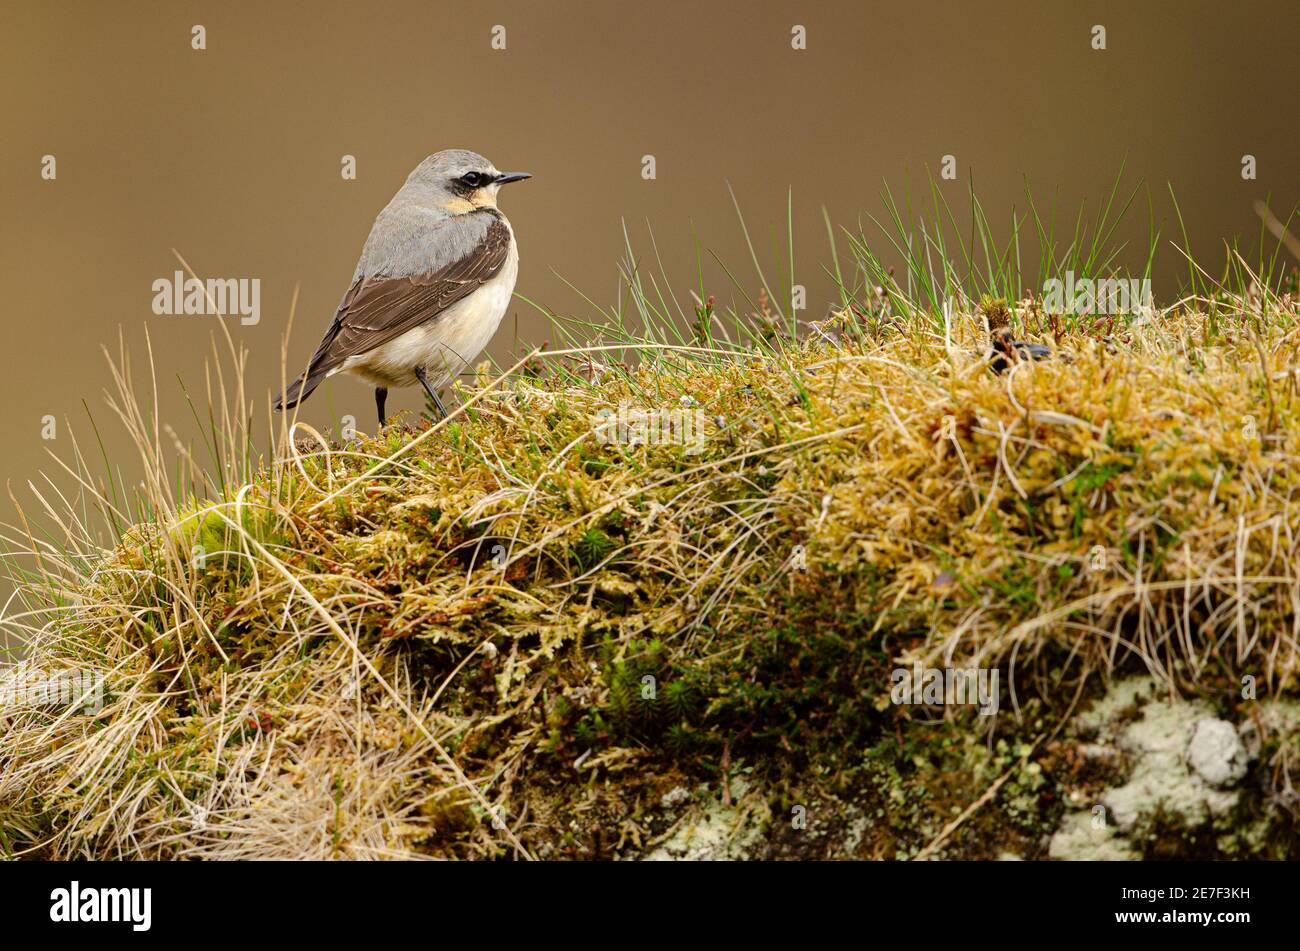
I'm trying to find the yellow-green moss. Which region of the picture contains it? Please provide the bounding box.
[4,306,1300,858]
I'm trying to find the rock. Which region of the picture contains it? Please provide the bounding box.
[1048,811,1137,861]
[1050,678,1248,857]
[1101,695,1239,831]
[642,778,767,861]
[1185,718,1248,788]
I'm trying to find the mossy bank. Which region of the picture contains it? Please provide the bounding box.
[3,303,1300,859]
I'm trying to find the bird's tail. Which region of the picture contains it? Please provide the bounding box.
[274,370,327,412]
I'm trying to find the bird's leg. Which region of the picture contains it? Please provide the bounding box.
[375,387,388,428]
[413,366,449,420]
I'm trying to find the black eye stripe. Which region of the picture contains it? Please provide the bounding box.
[458,171,489,188]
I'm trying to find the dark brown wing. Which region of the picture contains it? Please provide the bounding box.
[306,212,512,378]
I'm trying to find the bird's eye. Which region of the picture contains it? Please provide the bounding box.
[459,172,484,188]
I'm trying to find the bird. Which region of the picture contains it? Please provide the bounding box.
[989,326,1053,374]
[980,297,1057,374]
[275,149,531,427]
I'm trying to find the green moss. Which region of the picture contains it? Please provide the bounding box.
[7,308,1300,858]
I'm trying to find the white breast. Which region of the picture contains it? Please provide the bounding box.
[339,233,519,390]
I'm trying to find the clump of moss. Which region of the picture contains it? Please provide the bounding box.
[4,302,1300,859]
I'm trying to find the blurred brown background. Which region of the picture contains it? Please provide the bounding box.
[0,0,1297,585]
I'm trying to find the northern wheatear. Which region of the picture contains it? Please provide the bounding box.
[275,149,531,426]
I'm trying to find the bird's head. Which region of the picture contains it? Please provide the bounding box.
[407,149,531,213]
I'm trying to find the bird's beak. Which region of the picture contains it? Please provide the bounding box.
[494,172,532,185]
